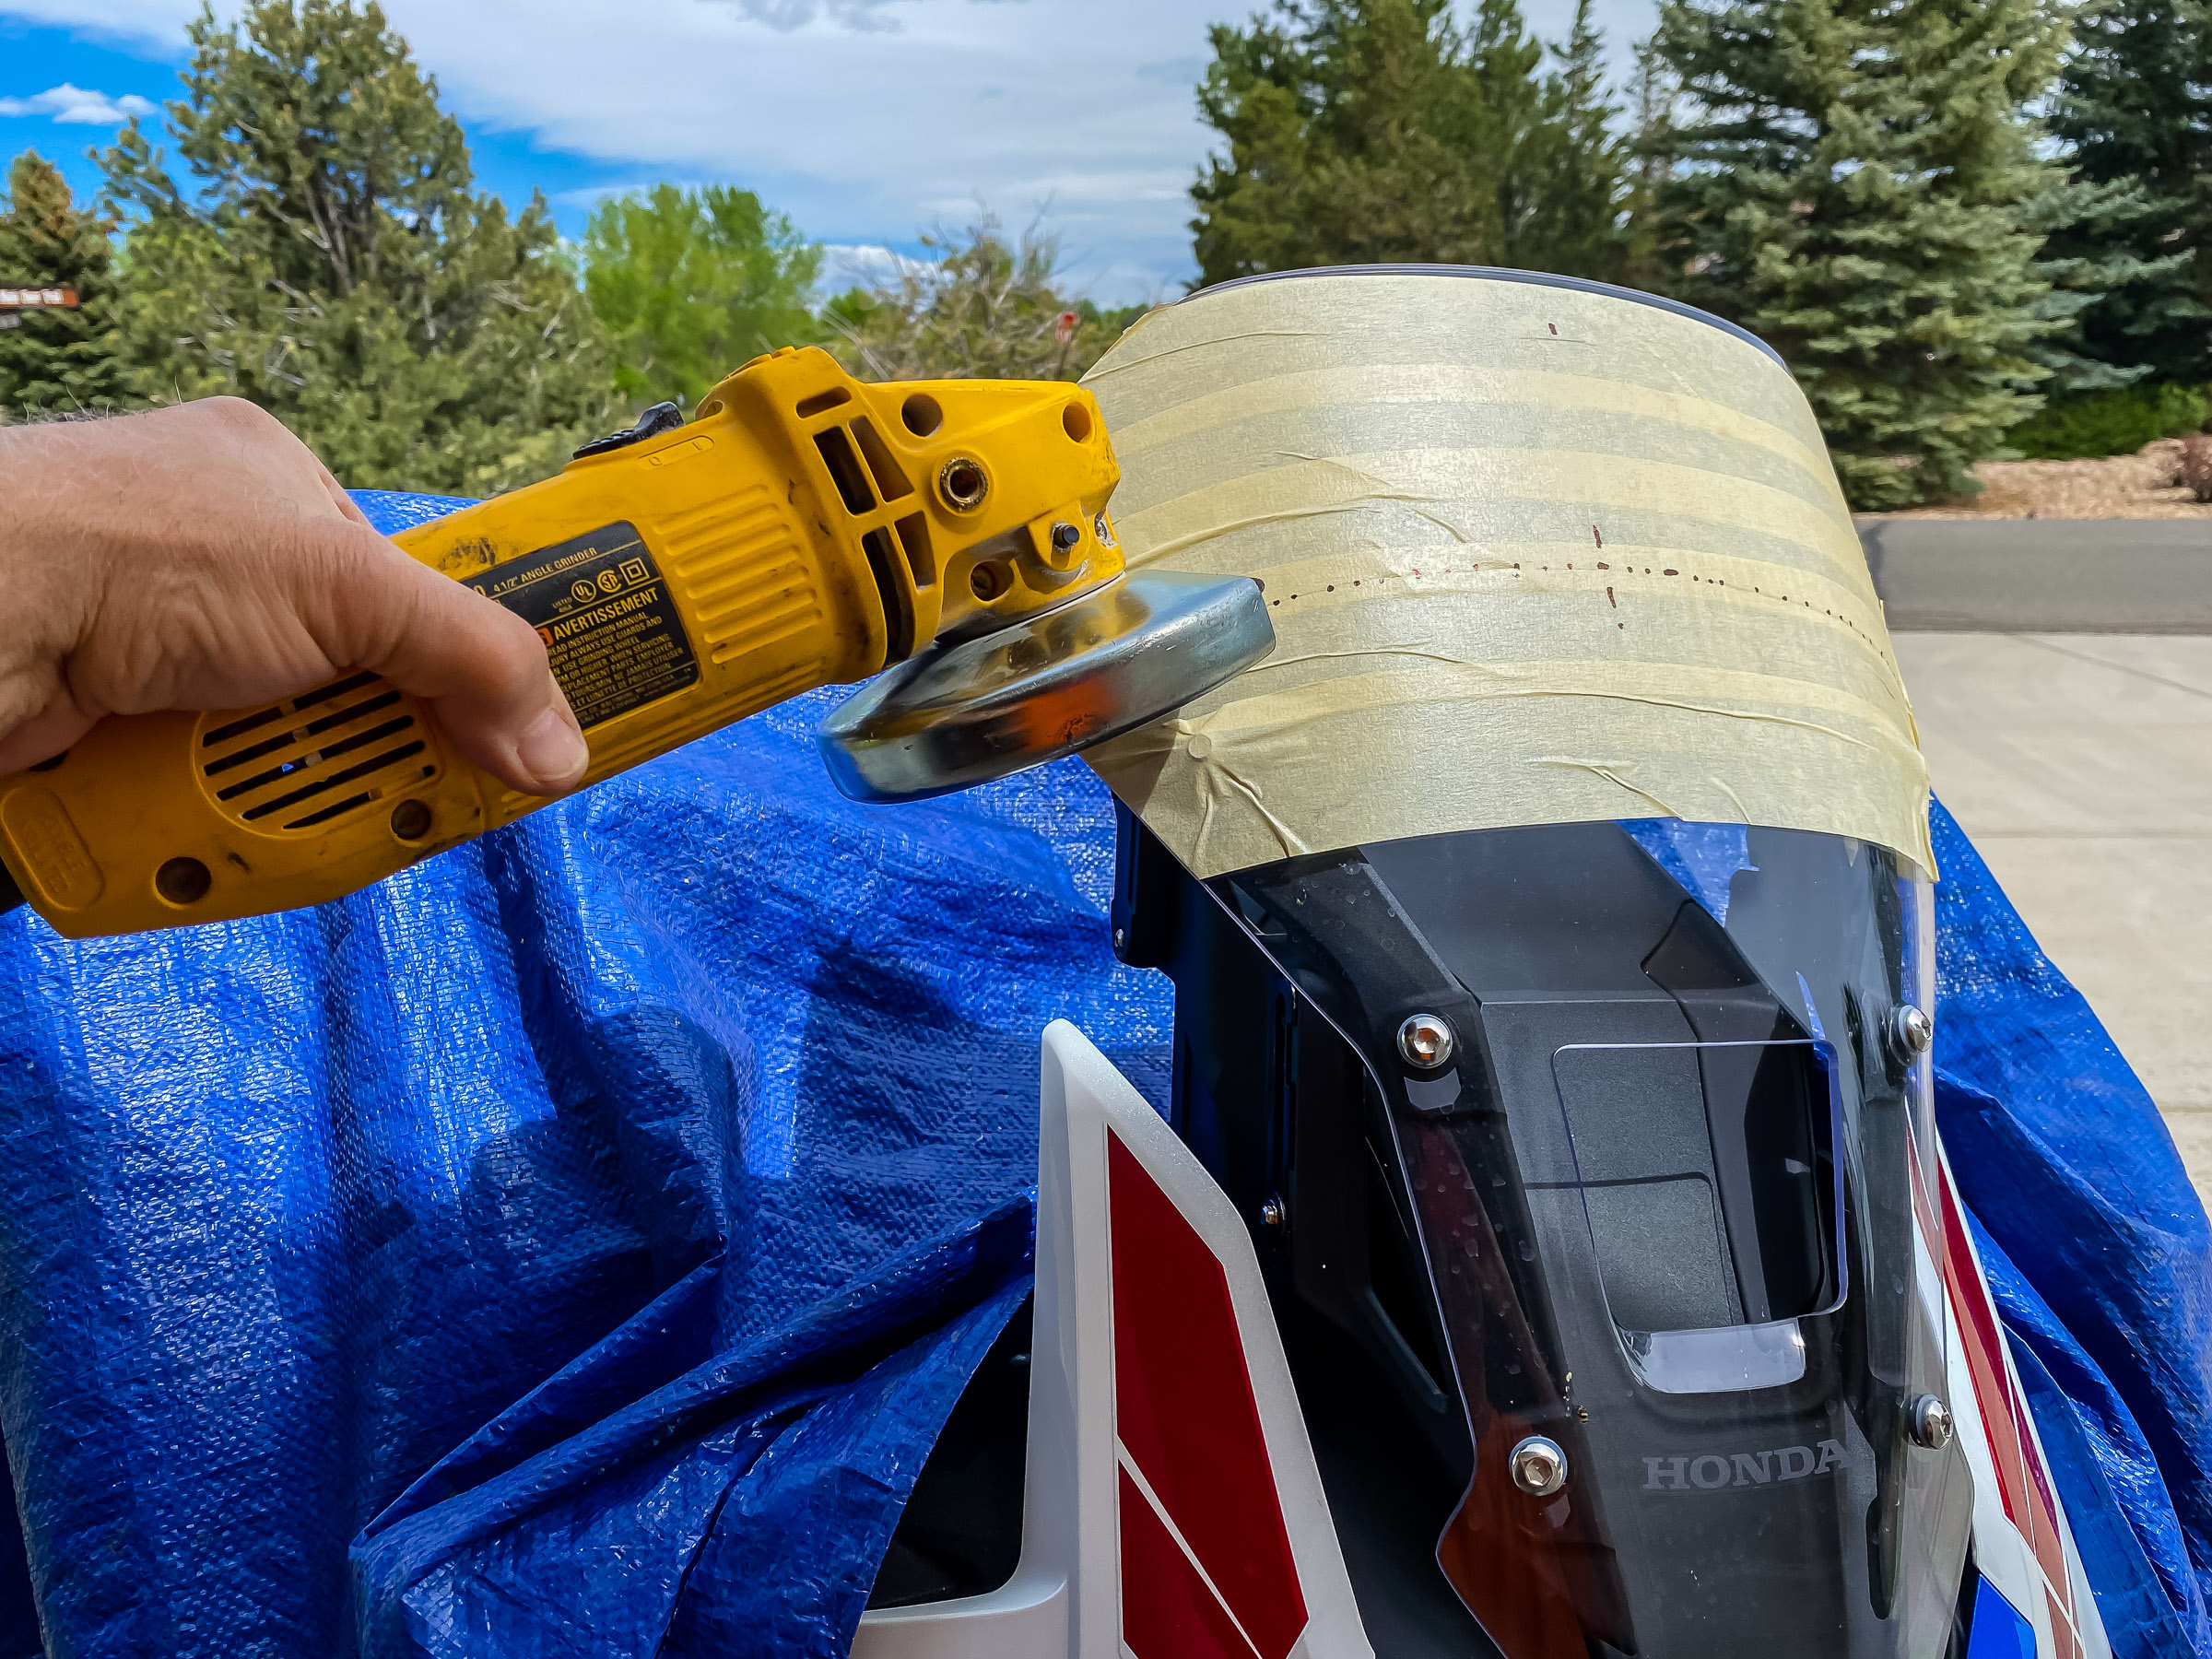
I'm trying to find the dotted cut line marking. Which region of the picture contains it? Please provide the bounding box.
[1257,523,1885,656]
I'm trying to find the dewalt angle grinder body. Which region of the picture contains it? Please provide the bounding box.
[0,347,1272,939]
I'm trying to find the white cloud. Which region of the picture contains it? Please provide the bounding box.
[823,242,908,288]
[0,0,1663,302]
[717,0,912,31]
[0,83,159,124]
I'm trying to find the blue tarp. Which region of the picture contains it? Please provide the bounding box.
[0,490,2201,1655]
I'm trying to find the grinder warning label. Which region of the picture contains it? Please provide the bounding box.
[463,521,699,731]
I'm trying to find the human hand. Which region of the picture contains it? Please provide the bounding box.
[0,398,588,794]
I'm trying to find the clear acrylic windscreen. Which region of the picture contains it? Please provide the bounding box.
[1206,820,1966,1659]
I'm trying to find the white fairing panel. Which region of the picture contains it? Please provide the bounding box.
[854,1021,1371,1659]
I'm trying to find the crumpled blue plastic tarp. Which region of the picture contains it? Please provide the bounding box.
[1930,801,2212,1658]
[0,490,2203,1656]
[0,492,1171,1658]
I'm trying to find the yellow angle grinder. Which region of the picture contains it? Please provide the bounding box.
[0,346,1273,939]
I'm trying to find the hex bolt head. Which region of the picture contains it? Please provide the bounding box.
[1397,1012,1455,1071]
[1890,1004,1935,1060]
[1909,1394,1953,1450]
[1260,1194,1287,1230]
[1509,1435,1568,1496]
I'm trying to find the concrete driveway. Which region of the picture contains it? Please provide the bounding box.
[1868,520,2212,1198]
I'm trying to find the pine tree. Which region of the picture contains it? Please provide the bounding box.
[2047,0,2212,382]
[1649,0,2070,509]
[99,0,616,494]
[1524,0,1633,282]
[1619,38,1677,289]
[1189,0,1630,286]
[0,152,127,418]
[582,184,824,415]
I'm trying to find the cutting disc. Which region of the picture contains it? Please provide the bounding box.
[817,570,1274,804]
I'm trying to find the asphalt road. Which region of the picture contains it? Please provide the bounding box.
[1860,518,2212,632]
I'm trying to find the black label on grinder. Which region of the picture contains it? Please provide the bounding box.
[463,522,699,732]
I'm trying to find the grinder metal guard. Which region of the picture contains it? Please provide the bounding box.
[0,346,1272,939]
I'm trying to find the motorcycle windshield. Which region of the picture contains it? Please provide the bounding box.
[1206,820,1967,1659]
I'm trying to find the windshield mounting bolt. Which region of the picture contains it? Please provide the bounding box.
[1397,1012,1455,1071]
[1909,1394,1953,1450]
[1509,1435,1568,1497]
[1890,1004,1935,1061]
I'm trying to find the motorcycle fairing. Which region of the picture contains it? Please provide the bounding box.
[852,1020,1371,1659]
[854,1013,2111,1659]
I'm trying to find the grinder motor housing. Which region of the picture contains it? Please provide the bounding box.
[0,347,1227,938]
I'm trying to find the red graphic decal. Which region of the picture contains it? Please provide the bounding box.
[1937,1164,2075,1628]
[1121,1465,1259,1659]
[1109,1130,1309,1659]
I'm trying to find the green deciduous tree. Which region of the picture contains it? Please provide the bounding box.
[1648,0,2070,508]
[827,217,1140,381]
[0,151,126,418]
[582,183,824,414]
[100,0,616,494]
[1189,0,1632,287]
[2046,0,2212,382]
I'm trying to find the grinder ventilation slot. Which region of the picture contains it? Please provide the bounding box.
[197,673,440,833]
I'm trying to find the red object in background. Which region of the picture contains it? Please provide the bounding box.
[1054,310,1078,344]
[0,288,78,310]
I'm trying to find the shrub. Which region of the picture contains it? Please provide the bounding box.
[2176,433,2212,501]
[2006,380,2212,459]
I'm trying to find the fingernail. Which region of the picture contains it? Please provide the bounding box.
[518,707,590,792]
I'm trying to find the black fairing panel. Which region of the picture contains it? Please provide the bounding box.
[1109,806,1971,1659]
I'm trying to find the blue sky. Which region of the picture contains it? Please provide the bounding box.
[1,0,1659,305]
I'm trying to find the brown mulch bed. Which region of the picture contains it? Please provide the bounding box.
[1865,439,2212,519]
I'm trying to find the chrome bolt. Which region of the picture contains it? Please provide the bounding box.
[1509,1435,1568,1496]
[1397,1012,1454,1070]
[1260,1194,1287,1230]
[1890,1004,1934,1060]
[1909,1394,1953,1450]
[1093,512,1118,549]
[1112,926,1127,956]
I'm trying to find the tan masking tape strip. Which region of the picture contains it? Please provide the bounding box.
[1209,541,1911,711]
[1079,271,1933,879]
[1118,447,1876,598]
[1099,693,1929,877]
[1096,273,1826,442]
[1108,361,1841,502]
[1202,657,1917,761]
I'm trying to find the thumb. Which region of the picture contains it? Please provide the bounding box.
[308,528,591,799]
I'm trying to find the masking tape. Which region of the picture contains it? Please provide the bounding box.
[1080,271,1934,879]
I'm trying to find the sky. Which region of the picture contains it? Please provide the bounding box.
[0,0,1659,304]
